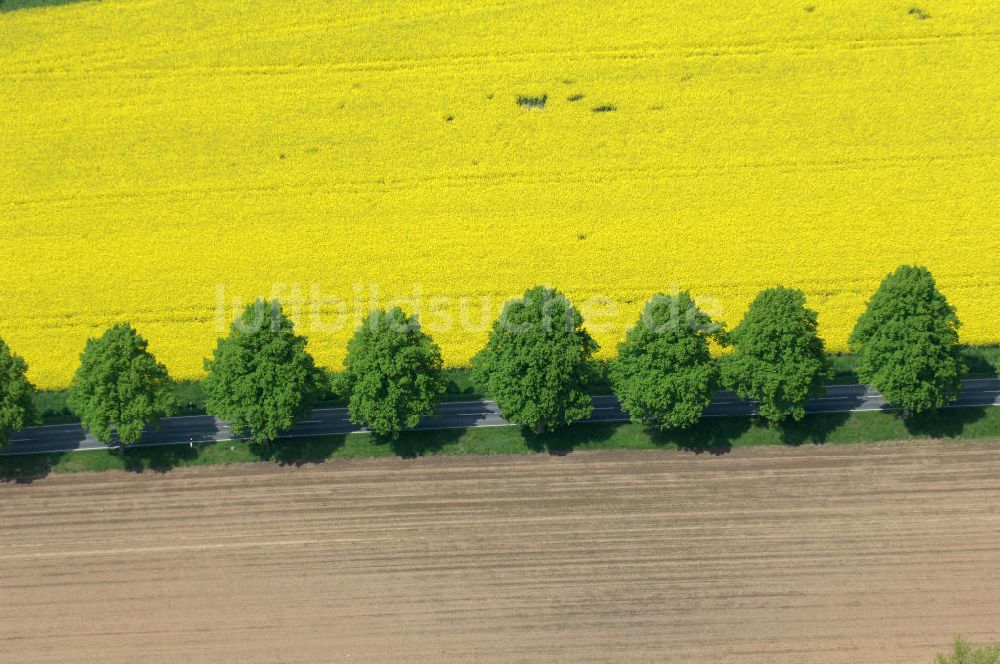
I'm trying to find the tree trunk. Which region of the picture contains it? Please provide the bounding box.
[534,422,546,435]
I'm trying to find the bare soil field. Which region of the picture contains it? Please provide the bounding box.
[2,442,999,663]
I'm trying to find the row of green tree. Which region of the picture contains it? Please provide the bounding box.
[0,265,968,447]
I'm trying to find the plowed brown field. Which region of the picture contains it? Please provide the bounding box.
[2,442,999,663]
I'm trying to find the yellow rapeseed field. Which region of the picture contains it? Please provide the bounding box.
[1,0,998,388]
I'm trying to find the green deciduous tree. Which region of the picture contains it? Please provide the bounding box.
[850,265,965,415]
[67,323,176,445]
[0,337,36,448]
[343,307,445,437]
[610,292,723,430]
[472,285,598,433]
[935,636,1000,664]
[204,299,324,445]
[721,287,830,423]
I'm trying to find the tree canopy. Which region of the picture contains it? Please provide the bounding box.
[204,299,324,444]
[850,265,965,414]
[934,636,1000,664]
[67,322,176,445]
[721,286,830,423]
[343,307,445,437]
[610,292,723,430]
[0,336,36,448]
[472,285,598,433]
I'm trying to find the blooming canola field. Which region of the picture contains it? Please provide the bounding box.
[1,0,998,388]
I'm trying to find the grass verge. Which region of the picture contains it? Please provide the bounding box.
[829,345,999,383]
[3,405,998,482]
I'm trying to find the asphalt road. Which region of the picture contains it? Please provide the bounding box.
[3,379,998,456]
